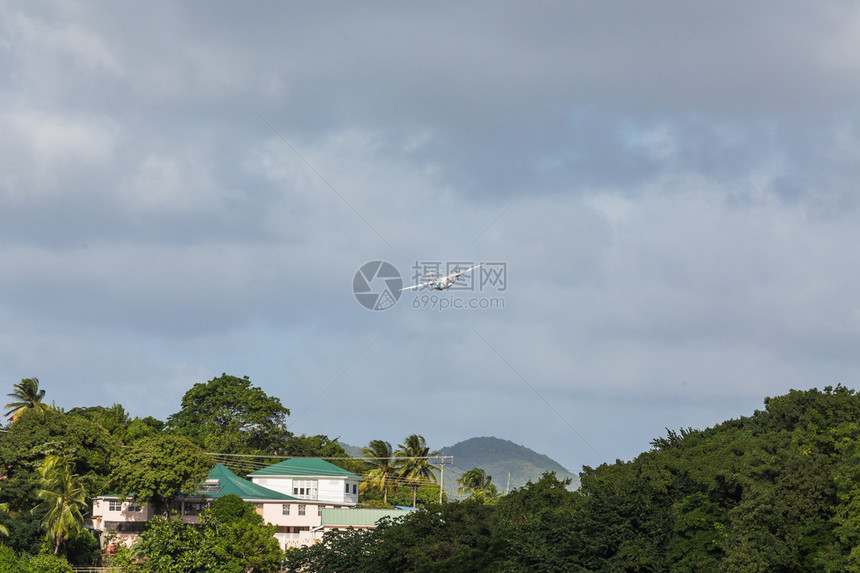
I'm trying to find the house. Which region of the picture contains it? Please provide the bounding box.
[89,459,365,551]
[247,458,361,506]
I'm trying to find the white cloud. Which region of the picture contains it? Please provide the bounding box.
[2,1,860,470]
[0,110,118,200]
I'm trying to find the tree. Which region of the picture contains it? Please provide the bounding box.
[0,408,117,538]
[365,500,505,572]
[201,495,283,573]
[68,405,165,446]
[395,435,440,509]
[166,374,291,455]
[5,378,50,423]
[35,455,88,555]
[110,435,211,517]
[22,553,75,572]
[457,467,498,500]
[361,440,397,504]
[130,516,214,572]
[0,545,23,572]
[67,404,130,436]
[494,472,580,571]
[129,496,282,573]
[284,526,383,573]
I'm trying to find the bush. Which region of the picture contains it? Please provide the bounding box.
[23,553,74,573]
[0,545,25,572]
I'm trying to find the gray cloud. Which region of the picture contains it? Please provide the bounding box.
[2,1,860,471]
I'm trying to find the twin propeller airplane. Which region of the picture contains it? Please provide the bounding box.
[400,263,484,292]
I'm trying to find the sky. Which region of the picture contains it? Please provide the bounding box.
[3,1,860,473]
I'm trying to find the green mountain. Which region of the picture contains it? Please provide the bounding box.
[337,441,363,458]
[338,436,579,499]
[439,436,579,498]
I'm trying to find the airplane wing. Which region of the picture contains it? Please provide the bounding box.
[400,280,434,291]
[446,263,484,280]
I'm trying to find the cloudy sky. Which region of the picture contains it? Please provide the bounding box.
[3,1,860,472]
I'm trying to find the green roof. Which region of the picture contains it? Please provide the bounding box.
[96,465,299,502]
[248,458,361,479]
[203,464,298,502]
[321,508,411,527]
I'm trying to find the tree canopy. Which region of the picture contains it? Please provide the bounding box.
[8,373,860,571]
[35,456,88,555]
[395,435,440,508]
[166,374,291,455]
[110,435,211,517]
[5,378,50,423]
[289,386,860,571]
[457,467,498,500]
[361,440,397,504]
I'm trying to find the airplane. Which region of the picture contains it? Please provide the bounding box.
[400,263,484,291]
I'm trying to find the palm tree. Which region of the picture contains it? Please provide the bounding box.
[457,467,498,499]
[36,455,87,554]
[361,440,398,504]
[5,377,50,422]
[395,435,440,508]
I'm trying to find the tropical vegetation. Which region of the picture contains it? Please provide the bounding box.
[4,377,50,423]
[291,385,860,571]
[457,467,499,500]
[4,374,860,571]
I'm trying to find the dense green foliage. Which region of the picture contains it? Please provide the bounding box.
[35,456,88,554]
[457,467,499,499]
[290,386,860,571]
[68,404,164,445]
[0,404,118,559]
[0,544,75,572]
[110,435,212,517]
[122,496,282,572]
[166,374,291,455]
[7,375,860,571]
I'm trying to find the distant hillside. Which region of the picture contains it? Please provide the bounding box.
[336,441,363,458]
[439,436,579,498]
[338,436,579,500]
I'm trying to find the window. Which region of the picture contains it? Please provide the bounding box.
[108,500,122,512]
[345,483,350,493]
[352,484,357,494]
[127,502,141,512]
[184,502,207,516]
[108,522,144,533]
[298,504,306,516]
[282,504,290,516]
[292,480,318,500]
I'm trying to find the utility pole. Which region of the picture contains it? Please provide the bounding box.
[505,471,511,495]
[436,456,453,503]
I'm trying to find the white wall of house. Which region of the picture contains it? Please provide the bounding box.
[251,476,359,505]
